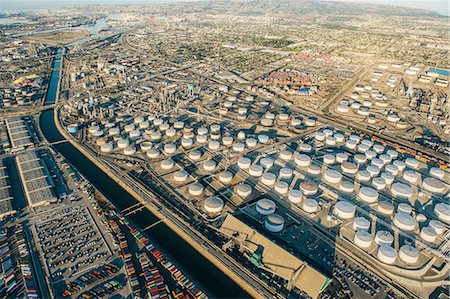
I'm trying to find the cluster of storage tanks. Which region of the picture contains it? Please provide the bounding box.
[239,126,448,268]
[86,113,277,159]
[310,128,449,266]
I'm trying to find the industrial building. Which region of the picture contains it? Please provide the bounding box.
[4,117,35,151]
[220,214,330,299]
[0,159,15,219]
[15,151,57,208]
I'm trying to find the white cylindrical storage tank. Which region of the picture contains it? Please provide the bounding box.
[233,143,245,152]
[96,138,106,146]
[324,169,342,184]
[305,118,316,127]
[117,139,130,149]
[165,128,176,137]
[150,131,162,141]
[357,144,370,154]
[88,125,100,135]
[181,138,194,148]
[341,162,358,174]
[336,153,348,163]
[197,127,208,136]
[147,149,160,159]
[429,167,445,180]
[391,182,413,199]
[261,172,276,186]
[398,203,413,215]
[279,167,293,180]
[334,201,356,219]
[371,158,384,169]
[219,171,233,184]
[236,184,252,198]
[354,154,367,164]
[325,136,337,146]
[153,118,163,126]
[275,181,289,195]
[100,143,113,153]
[189,150,202,161]
[323,129,333,137]
[164,143,177,154]
[420,226,437,242]
[295,153,311,167]
[260,157,274,169]
[173,170,188,182]
[346,139,357,150]
[365,150,377,160]
[238,157,251,170]
[375,230,394,246]
[222,136,233,146]
[249,165,264,177]
[208,140,220,151]
[393,160,406,172]
[372,177,386,190]
[203,160,217,172]
[264,214,285,233]
[123,146,136,156]
[299,143,312,153]
[405,158,419,169]
[386,149,398,159]
[288,190,303,204]
[377,201,394,215]
[280,150,293,161]
[303,198,318,213]
[124,124,135,133]
[210,124,221,133]
[160,159,175,170]
[381,172,395,184]
[358,187,379,203]
[188,183,204,196]
[366,165,380,177]
[196,135,208,144]
[323,154,336,165]
[174,121,184,129]
[379,154,392,165]
[399,245,419,265]
[334,133,345,143]
[108,127,120,136]
[378,245,397,265]
[340,180,355,193]
[246,138,257,148]
[423,177,445,194]
[353,217,370,231]
[434,203,450,223]
[300,181,318,196]
[373,144,385,154]
[237,131,246,140]
[308,164,321,175]
[429,220,445,234]
[354,231,373,249]
[315,131,326,141]
[258,134,269,144]
[204,196,224,213]
[385,164,399,176]
[256,198,276,215]
[357,170,371,182]
[393,213,417,231]
[140,142,152,151]
[291,117,302,126]
[130,129,141,139]
[403,170,419,184]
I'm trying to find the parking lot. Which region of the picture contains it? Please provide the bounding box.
[32,206,111,283]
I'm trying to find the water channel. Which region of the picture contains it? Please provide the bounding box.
[38,46,249,297]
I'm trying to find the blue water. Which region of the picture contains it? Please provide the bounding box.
[44,48,62,105]
[428,68,450,77]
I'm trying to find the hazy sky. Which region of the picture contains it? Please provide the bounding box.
[2,0,448,16]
